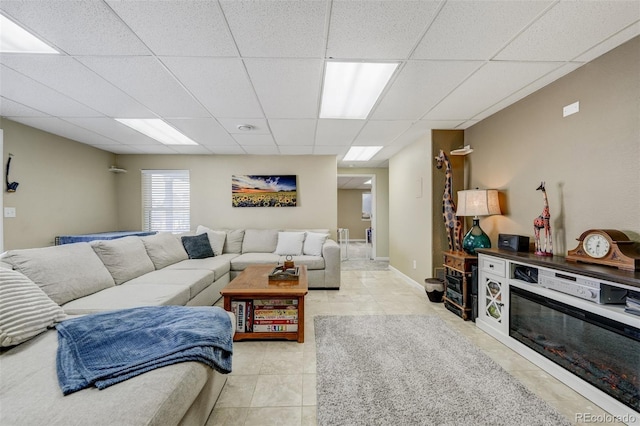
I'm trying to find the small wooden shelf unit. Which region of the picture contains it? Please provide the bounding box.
[221,264,308,343]
[442,251,477,320]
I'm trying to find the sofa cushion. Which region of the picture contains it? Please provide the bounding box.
[274,231,305,256]
[3,243,115,305]
[125,269,214,300]
[223,229,245,254]
[141,232,188,269]
[230,253,280,271]
[0,330,215,426]
[181,234,215,259]
[166,254,235,280]
[303,232,329,256]
[195,225,226,256]
[0,269,66,347]
[242,229,279,254]
[91,237,156,285]
[61,284,190,315]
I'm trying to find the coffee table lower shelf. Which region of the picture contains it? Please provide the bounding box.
[232,331,301,342]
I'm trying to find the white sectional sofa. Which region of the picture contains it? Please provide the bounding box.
[0,227,340,425]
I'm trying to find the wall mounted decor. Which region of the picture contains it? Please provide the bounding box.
[5,154,19,192]
[232,175,297,207]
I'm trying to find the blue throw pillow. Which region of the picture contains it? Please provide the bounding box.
[181,233,215,259]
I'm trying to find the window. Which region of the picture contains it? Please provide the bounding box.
[142,170,190,232]
[362,192,372,221]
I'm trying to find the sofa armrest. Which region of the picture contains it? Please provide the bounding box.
[322,239,341,288]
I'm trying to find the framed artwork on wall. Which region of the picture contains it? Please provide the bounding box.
[232,175,297,207]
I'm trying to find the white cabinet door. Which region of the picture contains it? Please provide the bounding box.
[477,255,509,336]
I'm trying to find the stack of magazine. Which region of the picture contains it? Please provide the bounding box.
[624,290,640,316]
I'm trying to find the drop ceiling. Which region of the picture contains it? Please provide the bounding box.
[1,1,638,168]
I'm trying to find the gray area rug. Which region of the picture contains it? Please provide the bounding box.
[315,315,571,426]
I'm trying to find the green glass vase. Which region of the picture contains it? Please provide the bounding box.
[462,218,491,255]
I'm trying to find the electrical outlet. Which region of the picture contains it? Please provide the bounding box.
[4,207,16,218]
[412,260,417,269]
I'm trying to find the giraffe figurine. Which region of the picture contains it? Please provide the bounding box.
[533,181,553,256]
[435,150,463,253]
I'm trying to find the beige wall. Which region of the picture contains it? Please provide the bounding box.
[338,189,370,240]
[388,134,433,282]
[337,167,389,258]
[465,36,640,253]
[115,154,338,239]
[389,36,640,285]
[0,119,118,249]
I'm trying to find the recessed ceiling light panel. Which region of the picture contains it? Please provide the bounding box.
[0,14,58,54]
[320,62,398,120]
[343,146,383,162]
[116,119,198,145]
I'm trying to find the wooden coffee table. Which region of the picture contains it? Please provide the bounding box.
[221,264,308,343]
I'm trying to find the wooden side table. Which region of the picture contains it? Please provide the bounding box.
[442,251,477,320]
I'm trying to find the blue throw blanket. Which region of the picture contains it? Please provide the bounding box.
[56,305,233,395]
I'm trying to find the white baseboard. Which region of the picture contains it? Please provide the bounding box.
[389,266,424,291]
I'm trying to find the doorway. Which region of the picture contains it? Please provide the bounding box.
[337,174,376,260]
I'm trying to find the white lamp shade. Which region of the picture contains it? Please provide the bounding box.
[456,189,501,217]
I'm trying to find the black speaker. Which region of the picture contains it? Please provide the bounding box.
[498,234,530,252]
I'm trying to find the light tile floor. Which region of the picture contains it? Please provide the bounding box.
[208,269,621,426]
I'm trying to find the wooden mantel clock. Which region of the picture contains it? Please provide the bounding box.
[566,229,640,271]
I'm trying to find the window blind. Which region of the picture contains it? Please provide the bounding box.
[141,170,190,233]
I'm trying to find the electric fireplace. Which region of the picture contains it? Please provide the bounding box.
[509,286,640,413]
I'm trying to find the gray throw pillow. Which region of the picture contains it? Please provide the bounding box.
[181,233,215,259]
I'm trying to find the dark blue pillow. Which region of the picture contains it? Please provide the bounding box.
[181,233,214,259]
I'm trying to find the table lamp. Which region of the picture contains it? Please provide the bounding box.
[456,189,501,254]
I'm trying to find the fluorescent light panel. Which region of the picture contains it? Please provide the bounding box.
[0,14,58,53]
[343,146,382,162]
[116,119,198,145]
[320,62,398,119]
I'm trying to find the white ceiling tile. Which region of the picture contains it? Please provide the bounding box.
[167,145,215,155]
[420,120,466,130]
[269,119,317,146]
[371,61,483,120]
[161,57,263,118]
[471,62,585,122]
[232,134,275,146]
[353,120,413,146]
[388,120,433,148]
[0,66,101,117]
[207,146,246,155]
[0,0,150,55]
[8,117,120,146]
[63,118,159,145]
[574,21,640,63]
[458,120,480,130]
[315,119,365,146]
[107,1,238,57]
[77,56,209,118]
[131,144,177,154]
[100,145,144,154]
[241,146,280,155]
[496,1,640,61]
[425,61,563,120]
[327,1,441,59]
[220,0,327,58]
[278,146,314,155]
[244,59,323,118]
[217,118,271,135]
[412,1,553,60]
[313,146,345,156]
[0,97,49,117]
[1,55,154,118]
[165,119,239,147]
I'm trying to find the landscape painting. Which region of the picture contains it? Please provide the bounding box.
[232,175,297,207]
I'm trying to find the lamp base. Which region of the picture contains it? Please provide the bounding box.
[462,218,491,255]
